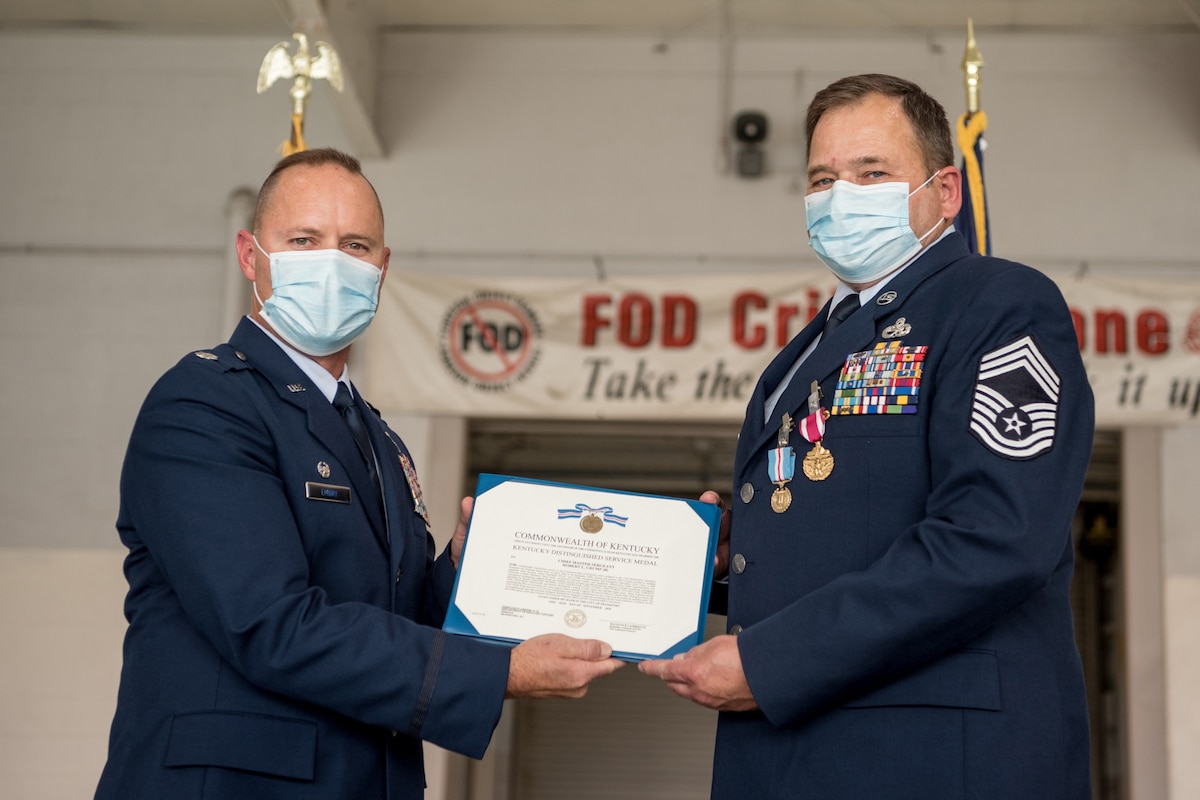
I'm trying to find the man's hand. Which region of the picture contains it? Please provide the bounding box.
[638,635,756,712]
[700,490,731,579]
[449,496,473,570]
[506,634,625,699]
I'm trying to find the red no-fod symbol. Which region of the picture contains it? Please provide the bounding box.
[439,293,543,389]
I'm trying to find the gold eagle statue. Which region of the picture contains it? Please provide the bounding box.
[257,32,344,155]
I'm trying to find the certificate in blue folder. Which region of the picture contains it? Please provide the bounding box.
[443,473,721,662]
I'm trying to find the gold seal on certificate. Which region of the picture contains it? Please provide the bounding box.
[443,475,721,662]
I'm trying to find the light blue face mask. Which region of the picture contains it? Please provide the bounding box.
[805,172,941,285]
[253,237,383,357]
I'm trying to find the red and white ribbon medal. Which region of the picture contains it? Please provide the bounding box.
[800,381,834,481]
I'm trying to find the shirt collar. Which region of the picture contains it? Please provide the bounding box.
[830,224,955,310]
[248,317,348,403]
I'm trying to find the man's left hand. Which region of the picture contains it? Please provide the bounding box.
[638,634,757,712]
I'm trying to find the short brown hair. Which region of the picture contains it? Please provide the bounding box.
[804,74,954,176]
[252,147,382,232]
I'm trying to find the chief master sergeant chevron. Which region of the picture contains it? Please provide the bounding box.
[640,74,1094,799]
[96,147,622,800]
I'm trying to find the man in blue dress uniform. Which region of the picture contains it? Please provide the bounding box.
[96,148,622,800]
[641,74,1093,799]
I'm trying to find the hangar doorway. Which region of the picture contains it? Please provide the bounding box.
[464,420,1125,800]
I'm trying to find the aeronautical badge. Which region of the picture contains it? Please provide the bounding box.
[969,335,1060,460]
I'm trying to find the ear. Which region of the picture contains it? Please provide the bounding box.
[378,246,391,286]
[936,166,963,221]
[235,229,259,281]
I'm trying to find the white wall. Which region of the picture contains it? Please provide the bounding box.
[1,26,1198,799]
[1162,427,1200,798]
[373,31,1200,267]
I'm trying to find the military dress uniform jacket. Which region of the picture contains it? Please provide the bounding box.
[715,233,1093,799]
[96,318,511,800]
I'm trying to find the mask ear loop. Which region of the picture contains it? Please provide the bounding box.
[907,169,942,198]
[249,235,274,311]
[251,235,272,260]
[910,169,947,244]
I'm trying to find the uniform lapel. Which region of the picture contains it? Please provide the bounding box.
[735,234,970,474]
[229,320,388,545]
[736,309,826,473]
[353,383,411,565]
[746,305,873,465]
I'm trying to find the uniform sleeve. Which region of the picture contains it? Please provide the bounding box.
[121,363,510,757]
[737,265,1094,727]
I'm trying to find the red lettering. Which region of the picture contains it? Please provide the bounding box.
[661,294,697,348]
[1070,307,1086,350]
[581,295,612,346]
[619,294,654,348]
[1136,310,1169,355]
[733,291,767,349]
[1094,309,1127,354]
[806,288,823,325]
[775,303,800,348]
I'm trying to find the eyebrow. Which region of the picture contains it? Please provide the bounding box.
[341,232,380,247]
[807,155,887,180]
[284,227,379,246]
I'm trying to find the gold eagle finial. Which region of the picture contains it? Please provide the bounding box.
[257,32,344,155]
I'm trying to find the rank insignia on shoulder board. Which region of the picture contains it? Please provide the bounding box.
[969,335,1060,460]
[832,340,927,415]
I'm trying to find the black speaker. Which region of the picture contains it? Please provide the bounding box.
[732,111,768,177]
[733,111,768,144]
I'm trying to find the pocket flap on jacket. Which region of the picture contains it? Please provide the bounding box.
[164,710,317,780]
[843,649,1002,711]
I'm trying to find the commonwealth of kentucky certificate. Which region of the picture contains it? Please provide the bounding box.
[443,474,721,662]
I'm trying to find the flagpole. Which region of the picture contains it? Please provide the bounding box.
[956,19,990,255]
[962,18,984,117]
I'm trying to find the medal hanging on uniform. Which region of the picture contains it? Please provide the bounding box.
[800,380,834,481]
[768,413,796,513]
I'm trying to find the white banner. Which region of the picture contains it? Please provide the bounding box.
[366,267,1200,426]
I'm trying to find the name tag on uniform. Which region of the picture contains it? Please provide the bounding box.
[305,482,351,504]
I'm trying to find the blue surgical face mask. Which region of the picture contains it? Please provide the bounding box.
[805,172,942,285]
[252,237,383,357]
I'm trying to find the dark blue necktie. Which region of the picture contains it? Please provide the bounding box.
[765,293,862,429]
[333,382,379,492]
[822,293,861,339]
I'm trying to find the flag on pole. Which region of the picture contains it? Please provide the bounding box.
[956,110,990,256]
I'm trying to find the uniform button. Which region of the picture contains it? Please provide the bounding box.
[729,624,743,635]
[391,730,398,737]
[235,350,247,361]
[395,566,403,583]
[731,553,746,574]
[740,483,754,503]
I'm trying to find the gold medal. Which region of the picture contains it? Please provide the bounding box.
[802,442,834,481]
[770,485,792,513]
[580,514,603,533]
